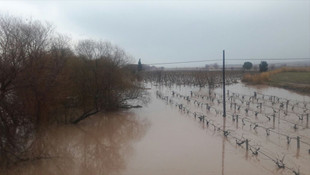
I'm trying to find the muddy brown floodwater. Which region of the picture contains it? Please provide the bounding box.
[4,82,310,175]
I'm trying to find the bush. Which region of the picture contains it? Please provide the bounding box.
[243,62,253,70]
[242,72,270,84]
[259,61,268,72]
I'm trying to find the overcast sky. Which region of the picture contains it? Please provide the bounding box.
[0,0,309,67]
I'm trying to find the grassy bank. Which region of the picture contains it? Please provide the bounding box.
[242,67,310,93]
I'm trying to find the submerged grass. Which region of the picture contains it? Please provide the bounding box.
[242,67,310,93]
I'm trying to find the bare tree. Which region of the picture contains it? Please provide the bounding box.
[0,16,146,165]
[75,40,131,66]
[213,63,219,69]
[71,40,145,124]
[0,15,70,163]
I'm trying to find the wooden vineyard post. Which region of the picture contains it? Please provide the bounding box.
[307,114,309,128]
[297,136,300,149]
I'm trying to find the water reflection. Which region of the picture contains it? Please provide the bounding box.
[6,112,149,175]
[222,117,226,175]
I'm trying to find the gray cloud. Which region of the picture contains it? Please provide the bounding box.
[0,0,309,66]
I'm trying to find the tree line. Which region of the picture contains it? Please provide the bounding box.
[243,61,268,72]
[0,15,145,165]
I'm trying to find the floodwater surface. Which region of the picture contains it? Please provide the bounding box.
[4,82,310,175]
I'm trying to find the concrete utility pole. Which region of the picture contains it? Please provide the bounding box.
[222,50,227,175]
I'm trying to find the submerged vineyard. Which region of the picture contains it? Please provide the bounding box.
[154,82,310,175]
[143,70,242,88]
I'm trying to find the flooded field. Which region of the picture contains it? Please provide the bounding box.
[4,82,310,175]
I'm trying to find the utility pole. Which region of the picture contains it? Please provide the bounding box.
[223,50,226,118]
[221,50,227,175]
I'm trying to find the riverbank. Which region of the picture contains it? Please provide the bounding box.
[242,67,310,94]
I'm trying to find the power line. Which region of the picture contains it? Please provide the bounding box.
[148,59,219,65]
[147,58,310,65]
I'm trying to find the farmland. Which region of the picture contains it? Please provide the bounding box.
[243,67,310,94]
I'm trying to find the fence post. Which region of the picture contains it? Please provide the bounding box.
[273,114,276,128]
[307,114,309,128]
[297,136,300,149]
[286,100,289,111]
[246,139,249,150]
